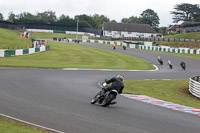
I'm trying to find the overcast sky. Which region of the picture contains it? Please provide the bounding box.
[0,0,199,27]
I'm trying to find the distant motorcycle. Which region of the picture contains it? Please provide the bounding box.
[157,56,163,65]
[180,62,186,70]
[122,45,126,50]
[158,59,163,65]
[168,63,173,69]
[112,44,116,50]
[168,60,173,69]
[91,82,118,107]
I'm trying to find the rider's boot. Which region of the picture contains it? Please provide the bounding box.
[110,100,117,105]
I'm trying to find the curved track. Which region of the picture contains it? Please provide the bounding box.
[0,43,200,133]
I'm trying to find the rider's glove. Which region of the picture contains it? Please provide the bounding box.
[103,83,107,87]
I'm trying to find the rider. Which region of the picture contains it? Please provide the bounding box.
[112,44,116,50]
[157,56,162,63]
[168,60,173,69]
[180,61,186,69]
[157,56,162,61]
[122,44,126,50]
[101,75,125,104]
[168,60,172,65]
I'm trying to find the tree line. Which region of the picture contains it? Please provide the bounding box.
[0,11,111,30]
[0,10,159,30]
[0,3,199,32]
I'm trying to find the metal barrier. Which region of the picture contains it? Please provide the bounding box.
[189,76,200,98]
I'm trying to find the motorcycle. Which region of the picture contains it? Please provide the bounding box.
[168,63,173,69]
[91,83,118,107]
[122,45,126,50]
[181,63,186,70]
[157,59,163,65]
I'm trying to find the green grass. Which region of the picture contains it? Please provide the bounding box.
[0,41,154,70]
[124,80,200,108]
[0,28,32,49]
[31,32,82,39]
[0,116,51,133]
[158,41,200,49]
[91,42,200,60]
[164,51,200,60]
[129,46,200,60]
[164,32,200,39]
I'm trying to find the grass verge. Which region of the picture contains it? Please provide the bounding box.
[0,116,51,133]
[0,28,32,49]
[124,80,200,108]
[147,49,200,60]
[0,41,154,70]
[164,32,200,39]
[158,41,200,49]
[88,42,200,60]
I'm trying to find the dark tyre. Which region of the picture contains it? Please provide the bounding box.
[160,61,163,65]
[169,65,173,69]
[102,94,115,107]
[91,92,101,104]
[182,65,186,70]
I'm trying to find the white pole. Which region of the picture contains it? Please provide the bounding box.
[76,18,79,40]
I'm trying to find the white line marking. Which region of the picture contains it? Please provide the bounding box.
[62,65,159,72]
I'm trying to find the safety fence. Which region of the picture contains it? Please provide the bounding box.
[0,20,102,35]
[26,29,99,37]
[189,76,200,98]
[82,39,200,55]
[0,46,50,57]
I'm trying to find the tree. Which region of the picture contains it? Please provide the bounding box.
[140,9,160,29]
[110,20,117,23]
[0,12,4,20]
[8,12,16,22]
[57,14,76,26]
[121,16,142,24]
[36,11,57,24]
[75,14,96,28]
[93,14,110,29]
[158,27,167,35]
[15,12,36,23]
[170,3,200,23]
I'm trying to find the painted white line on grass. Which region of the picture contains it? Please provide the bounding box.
[0,113,65,133]
[63,64,159,72]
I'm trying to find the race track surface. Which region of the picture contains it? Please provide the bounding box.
[0,43,200,133]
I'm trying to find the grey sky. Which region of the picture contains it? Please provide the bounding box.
[0,0,199,27]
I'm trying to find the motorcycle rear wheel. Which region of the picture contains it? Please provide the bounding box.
[102,94,115,107]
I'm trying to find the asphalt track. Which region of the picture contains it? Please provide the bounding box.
[0,42,200,133]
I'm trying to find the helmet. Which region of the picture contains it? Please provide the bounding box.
[117,75,124,81]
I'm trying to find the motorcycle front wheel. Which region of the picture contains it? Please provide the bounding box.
[91,91,101,104]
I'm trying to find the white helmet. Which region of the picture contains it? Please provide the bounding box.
[117,75,124,81]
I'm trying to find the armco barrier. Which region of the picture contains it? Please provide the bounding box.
[23,49,29,54]
[189,76,200,98]
[0,46,50,57]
